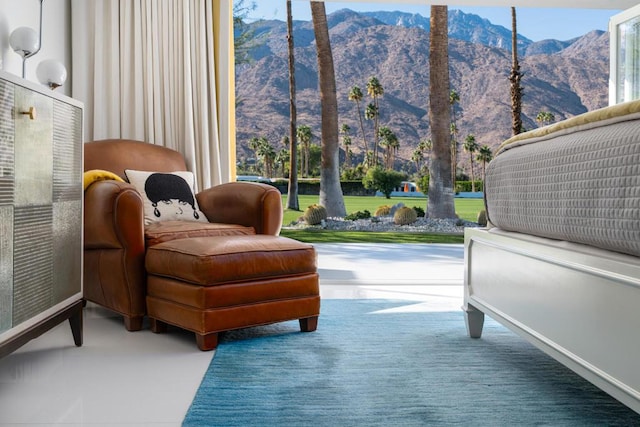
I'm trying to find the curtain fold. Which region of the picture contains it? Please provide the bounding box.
[71,0,234,188]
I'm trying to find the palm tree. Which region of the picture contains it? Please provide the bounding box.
[450,121,459,185]
[510,6,524,136]
[257,139,276,178]
[411,148,424,173]
[248,136,266,174]
[476,145,493,185]
[414,137,432,173]
[340,123,352,168]
[449,89,460,122]
[310,1,346,217]
[364,102,378,166]
[233,0,258,107]
[536,111,555,127]
[377,126,398,170]
[463,134,479,192]
[367,76,384,165]
[449,90,461,186]
[427,5,456,219]
[296,125,312,178]
[389,136,400,169]
[286,0,299,210]
[233,0,257,67]
[348,86,368,158]
[276,144,289,177]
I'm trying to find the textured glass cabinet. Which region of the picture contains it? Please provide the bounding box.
[0,70,83,358]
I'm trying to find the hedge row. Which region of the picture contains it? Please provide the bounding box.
[264,179,484,196]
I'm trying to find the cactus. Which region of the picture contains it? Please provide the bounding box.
[374,205,391,217]
[303,204,327,225]
[393,206,418,225]
[477,210,488,227]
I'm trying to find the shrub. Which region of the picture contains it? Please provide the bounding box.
[362,166,406,199]
[394,206,418,225]
[345,210,371,221]
[341,165,366,181]
[413,206,425,217]
[455,181,484,193]
[417,174,429,195]
[374,205,391,217]
[303,204,327,225]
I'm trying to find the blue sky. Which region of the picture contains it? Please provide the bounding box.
[248,2,622,42]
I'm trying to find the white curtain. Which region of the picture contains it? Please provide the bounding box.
[71,0,234,188]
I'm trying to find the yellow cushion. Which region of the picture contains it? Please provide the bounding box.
[83,169,124,190]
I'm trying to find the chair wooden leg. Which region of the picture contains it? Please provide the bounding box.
[299,316,318,332]
[124,315,144,332]
[149,318,168,334]
[196,332,219,351]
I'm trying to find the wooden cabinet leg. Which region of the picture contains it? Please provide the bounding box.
[68,302,83,347]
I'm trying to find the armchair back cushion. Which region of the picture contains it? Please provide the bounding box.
[85,139,187,179]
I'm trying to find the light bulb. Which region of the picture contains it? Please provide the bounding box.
[36,59,67,89]
[9,27,40,58]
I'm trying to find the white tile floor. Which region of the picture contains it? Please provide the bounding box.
[0,243,464,426]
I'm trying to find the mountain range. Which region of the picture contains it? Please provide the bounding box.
[235,9,609,170]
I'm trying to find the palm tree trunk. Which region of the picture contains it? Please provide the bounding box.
[286,0,299,210]
[427,6,456,219]
[469,154,476,192]
[304,143,309,177]
[510,7,523,136]
[310,1,346,217]
[373,98,380,166]
[356,102,368,161]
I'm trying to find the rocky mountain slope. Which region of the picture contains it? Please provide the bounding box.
[235,9,609,169]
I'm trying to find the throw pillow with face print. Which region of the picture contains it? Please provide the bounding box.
[125,170,209,225]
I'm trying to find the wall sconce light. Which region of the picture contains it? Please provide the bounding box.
[8,0,66,90]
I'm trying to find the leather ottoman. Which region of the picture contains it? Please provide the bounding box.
[145,235,320,350]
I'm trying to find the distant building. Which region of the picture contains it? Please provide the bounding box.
[376,181,425,198]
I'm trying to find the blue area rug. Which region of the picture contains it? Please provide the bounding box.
[183,300,640,426]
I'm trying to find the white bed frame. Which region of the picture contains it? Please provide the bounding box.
[464,227,640,414]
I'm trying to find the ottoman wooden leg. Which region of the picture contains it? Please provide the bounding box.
[299,316,318,332]
[149,318,168,334]
[196,332,219,351]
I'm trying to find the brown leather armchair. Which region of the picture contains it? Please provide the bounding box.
[83,139,283,331]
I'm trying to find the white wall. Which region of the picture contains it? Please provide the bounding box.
[0,0,71,96]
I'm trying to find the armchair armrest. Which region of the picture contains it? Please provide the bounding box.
[84,180,145,251]
[196,182,283,235]
[83,179,147,330]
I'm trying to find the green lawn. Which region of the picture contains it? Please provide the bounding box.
[279,195,484,243]
[282,195,484,225]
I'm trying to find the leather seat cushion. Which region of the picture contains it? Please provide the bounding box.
[145,221,255,246]
[145,235,317,286]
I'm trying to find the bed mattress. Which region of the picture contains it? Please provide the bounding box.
[484,100,640,257]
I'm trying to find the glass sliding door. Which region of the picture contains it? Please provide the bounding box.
[610,4,640,105]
